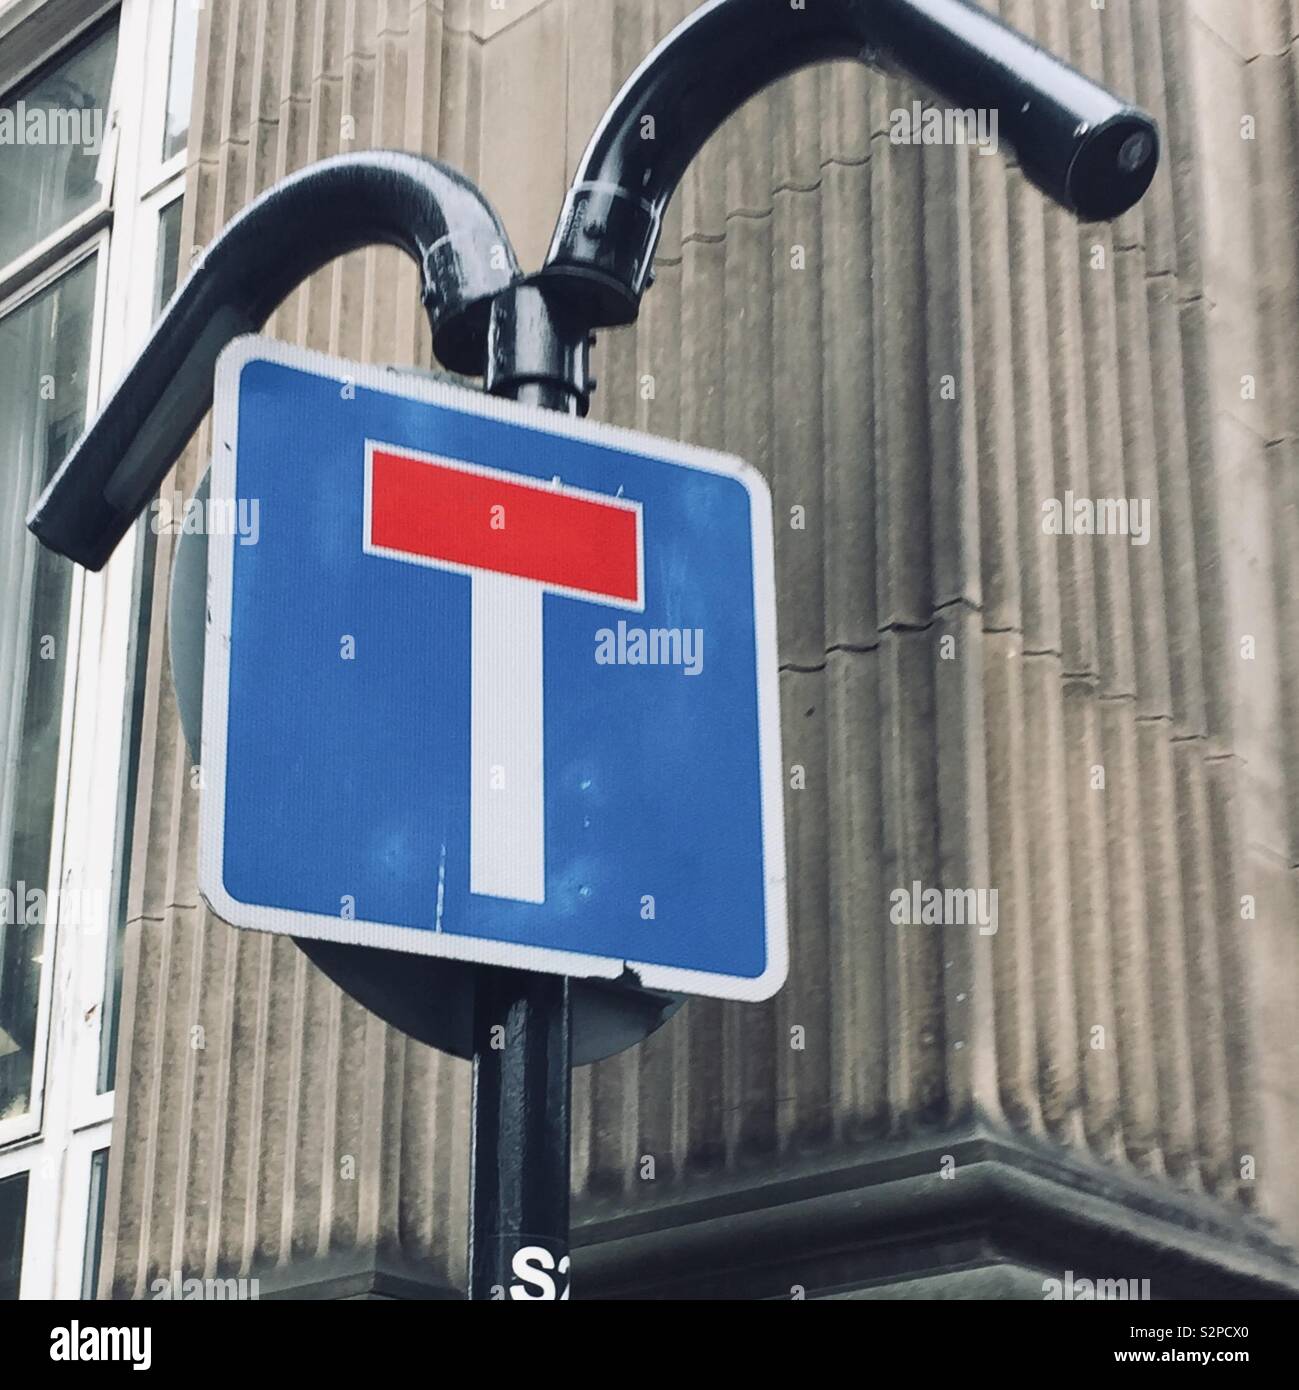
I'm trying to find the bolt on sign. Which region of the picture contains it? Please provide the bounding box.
[198,336,787,1001]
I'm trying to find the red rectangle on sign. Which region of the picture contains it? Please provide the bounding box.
[367,447,641,604]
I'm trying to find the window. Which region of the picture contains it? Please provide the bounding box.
[0,0,197,1298]
[0,251,98,1124]
[80,1148,108,1298]
[0,1171,28,1300]
[161,0,199,163]
[0,22,118,271]
[154,194,182,309]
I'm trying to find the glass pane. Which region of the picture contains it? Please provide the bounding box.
[0,254,97,1123]
[154,197,183,313]
[0,1171,28,1299]
[81,1149,109,1298]
[98,202,180,1094]
[162,0,202,163]
[0,22,119,270]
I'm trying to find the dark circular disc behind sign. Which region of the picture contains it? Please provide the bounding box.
[169,462,684,1066]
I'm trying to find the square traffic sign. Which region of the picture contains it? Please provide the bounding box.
[199,336,787,1000]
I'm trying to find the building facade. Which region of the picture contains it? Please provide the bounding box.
[3,0,1299,1299]
[0,0,195,1298]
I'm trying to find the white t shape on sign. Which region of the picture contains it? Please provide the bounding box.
[363,441,645,904]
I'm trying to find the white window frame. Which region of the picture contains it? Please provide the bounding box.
[0,0,194,1300]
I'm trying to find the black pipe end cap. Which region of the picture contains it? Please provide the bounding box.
[26,476,120,572]
[1061,110,1160,222]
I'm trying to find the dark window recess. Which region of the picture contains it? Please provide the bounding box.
[0,1171,29,1299]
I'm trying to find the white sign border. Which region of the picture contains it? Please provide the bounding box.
[199,334,788,1003]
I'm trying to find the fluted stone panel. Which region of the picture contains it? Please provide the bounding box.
[100,0,1299,1297]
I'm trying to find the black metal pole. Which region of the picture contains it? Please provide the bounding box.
[467,280,592,1301]
[469,969,573,1300]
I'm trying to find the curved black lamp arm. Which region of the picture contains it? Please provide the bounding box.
[28,150,522,571]
[538,0,1160,327]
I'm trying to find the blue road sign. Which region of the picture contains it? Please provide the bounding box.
[199,336,787,1000]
